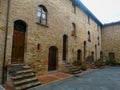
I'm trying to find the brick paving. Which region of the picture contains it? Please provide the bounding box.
[38,72,73,84]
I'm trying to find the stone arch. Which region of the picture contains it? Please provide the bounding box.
[11,20,27,63]
[95,44,97,60]
[63,35,68,61]
[77,49,82,63]
[83,41,87,60]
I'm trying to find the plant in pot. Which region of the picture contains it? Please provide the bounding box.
[86,55,93,62]
[94,59,104,68]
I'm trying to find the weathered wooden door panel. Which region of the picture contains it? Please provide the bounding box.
[48,46,58,71]
[11,30,25,63]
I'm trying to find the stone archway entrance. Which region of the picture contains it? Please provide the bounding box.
[63,35,68,61]
[48,46,58,71]
[11,20,27,64]
[77,49,82,63]
[84,41,87,60]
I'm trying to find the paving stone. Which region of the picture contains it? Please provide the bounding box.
[29,67,120,90]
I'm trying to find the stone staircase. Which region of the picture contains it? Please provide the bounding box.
[63,63,82,74]
[9,64,41,90]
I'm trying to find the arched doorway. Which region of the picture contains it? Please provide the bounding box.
[91,51,94,61]
[63,35,68,61]
[95,45,97,60]
[11,20,27,64]
[77,49,82,63]
[84,41,87,60]
[48,46,58,71]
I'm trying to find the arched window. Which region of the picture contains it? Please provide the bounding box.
[72,3,76,13]
[88,16,90,24]
[71,23,76,36]
[88,31,91,42]
[37,5,47,25]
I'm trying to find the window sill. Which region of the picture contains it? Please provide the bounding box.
[36,22,49,28]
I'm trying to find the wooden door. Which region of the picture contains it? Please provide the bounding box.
[11,30,25,63]
[48,46,58,71]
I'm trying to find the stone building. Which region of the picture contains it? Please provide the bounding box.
[0,0,119,84]
[102,21,120,61]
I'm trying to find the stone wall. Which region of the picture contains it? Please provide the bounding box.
[102,23,120,61]
[0,0,102,75]
[0,0,8,73]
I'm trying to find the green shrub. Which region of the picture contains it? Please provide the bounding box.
[81,65,87,70]
[105,59,117,66]
[94,59,104,65]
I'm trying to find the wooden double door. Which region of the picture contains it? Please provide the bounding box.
[11,30,25,64]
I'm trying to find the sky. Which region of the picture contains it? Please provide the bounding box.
[80,0,120,24]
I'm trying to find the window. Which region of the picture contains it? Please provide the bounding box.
[88,16,90,24]
[109,53,115,60]
[88,31,91,42]
[72,3,76,13]
[71,23,76,36]
[97,37,100,45]
[37,44,40,50]
[37,5,47,25]
[97,24,99,31]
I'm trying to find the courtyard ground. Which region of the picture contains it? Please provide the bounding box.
[29,66,120,90]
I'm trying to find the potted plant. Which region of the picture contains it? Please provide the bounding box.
[94,59,104,68]
[86,55,93,62]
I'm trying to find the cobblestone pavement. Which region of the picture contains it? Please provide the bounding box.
[29,67,120,90]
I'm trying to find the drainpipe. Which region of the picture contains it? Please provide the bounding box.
[2,0,11,84]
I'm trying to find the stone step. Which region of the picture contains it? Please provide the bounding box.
[11,72,35,80]
[9,65,31,74]
[69,68,79,72]
[9,64,42,90]
[67,66,77,69]
[65,64,73,67]
[13,77,38,86]
[64,63,82,74]
[11,69,33,76]
[15,81,41,90]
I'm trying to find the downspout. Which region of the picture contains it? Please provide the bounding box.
[2,0,11,84]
